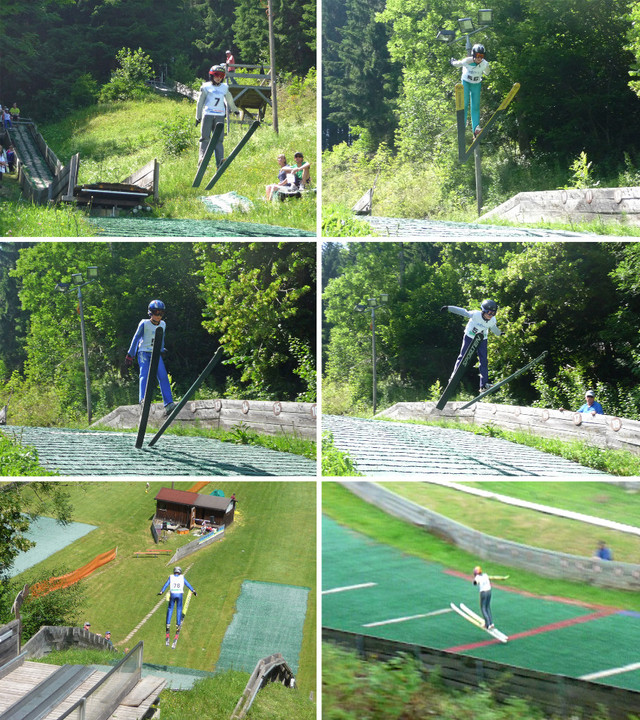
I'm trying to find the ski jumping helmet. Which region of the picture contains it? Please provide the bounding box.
[174,566,182,575]
[473,566,482,576]
[209,64,226,82]
[481,299,498,314]
[148,299,166,317]
[472,43,485,58]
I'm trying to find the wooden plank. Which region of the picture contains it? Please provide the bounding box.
[120,675,166,707]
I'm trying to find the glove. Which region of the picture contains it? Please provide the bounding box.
[193,591,198,597]
[234,110,240,116]
[449,58,455,66]
[125,354,134,367]
[440,305,448,313]
[195,118,201,126]
[157,591,163,595]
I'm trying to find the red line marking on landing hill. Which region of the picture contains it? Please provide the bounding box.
[445,608,618,654]
[443,568,615,611]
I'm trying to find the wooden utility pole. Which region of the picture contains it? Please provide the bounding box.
[267,0,279,133]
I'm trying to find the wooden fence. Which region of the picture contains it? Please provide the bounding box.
[323,628,640,720]
[0,620,21,667]
[121,158,159,202]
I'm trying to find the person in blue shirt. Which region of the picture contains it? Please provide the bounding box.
[158,566,197,646]
[125,300,175,415]
[594,541,613,561]
[577,390,604,415]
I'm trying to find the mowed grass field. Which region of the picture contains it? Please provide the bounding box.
[378,481,640,563]
[14,481,316,690]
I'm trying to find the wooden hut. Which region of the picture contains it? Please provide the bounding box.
[154,488,235,530]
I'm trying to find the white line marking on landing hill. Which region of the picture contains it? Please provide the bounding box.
[322,582,377,595]
[580,661,640,681]
[363,607,453,627]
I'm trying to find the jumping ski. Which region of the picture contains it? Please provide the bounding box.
[204,120,260,190]
[193,122,225,187]
[458,350,548,410]
[450,602,508,643]
[172,589,193,649]
[436,332,484,410]
[149,347,224,448]
[456,83,520,163]
[135,326,163,449]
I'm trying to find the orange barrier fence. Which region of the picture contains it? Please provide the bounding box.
[29,548,118,598]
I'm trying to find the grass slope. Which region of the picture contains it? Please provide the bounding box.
[15,480,316,691]
[322,482,640,611]
[1,80,316,236]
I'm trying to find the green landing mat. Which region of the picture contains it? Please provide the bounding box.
[89,217,315,237]
[216,580,309,674]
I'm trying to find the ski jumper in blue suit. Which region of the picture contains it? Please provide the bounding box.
[160,572,196,630]
[127,319,173,406]
[451,55,490,133]
[445,306,501,389]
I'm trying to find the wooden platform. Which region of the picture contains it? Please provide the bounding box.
[0,660,165,719]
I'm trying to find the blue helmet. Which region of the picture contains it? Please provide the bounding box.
[148,299,166,317]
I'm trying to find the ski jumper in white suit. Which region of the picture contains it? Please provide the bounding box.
[127,319,173,406]
[196,81,239,166]
[445,306,501,389]
[451,56,490,132]
[160,572,196,629]
[473,571,493,628]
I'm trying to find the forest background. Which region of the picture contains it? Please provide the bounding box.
[0,241,316,426]
[323,0,640,224]
[323,241,640,418]
[2,0,315,118]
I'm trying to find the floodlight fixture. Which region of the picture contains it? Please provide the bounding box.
[87,266,98,279]
[458,17,475,33]
[478,8,493,25]
[354,303,366,313]
[367,297,378,308]
[436,28,456,43]
[380,293,389,304]
[71,272,83,285]
[55,282,71,292]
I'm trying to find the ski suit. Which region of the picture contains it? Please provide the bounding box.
[161,573,196,628]
[473,571,493,628]
[446,306,501,388]
[196,81,239,166]
[451,57,490,132]
[127,319,173,406]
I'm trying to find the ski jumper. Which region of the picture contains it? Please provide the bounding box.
[446,306,501,388]
[127,319,173,406]
[196,81,239,165]
[451,57,490,131]
[473,572,493,627]
[160,573,196,628]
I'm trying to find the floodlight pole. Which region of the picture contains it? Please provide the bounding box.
[267,0,279,133]
[76,284,93,425]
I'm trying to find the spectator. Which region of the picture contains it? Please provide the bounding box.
[104,630,114,647]
[291,151,311,188]
[9,103,20,123]
[265,153,296,200]
[225,50,237,85]
[562,390,604,416]
[0,145,7,185]
[594,541,613,561]
[2,107,12,130]
[83,622,91,631]
[6,145,16,173]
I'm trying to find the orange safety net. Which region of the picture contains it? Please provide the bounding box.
[187,481,209,493]
[30,548,117,598]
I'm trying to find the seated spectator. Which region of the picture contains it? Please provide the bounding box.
[10,103,20,123]
[560,389,604,416]
[265,154,297,201]
[594,541,613,561]
[291,151,311,188]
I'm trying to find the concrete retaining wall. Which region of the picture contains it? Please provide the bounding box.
[479,186,640,226]
[95,399,316,440]
[342,481,640,590]
[380,401,640,456]
[21,626,116,659]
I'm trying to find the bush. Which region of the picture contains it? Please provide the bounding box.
[99,48,154,103]
[161,116,195,156]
